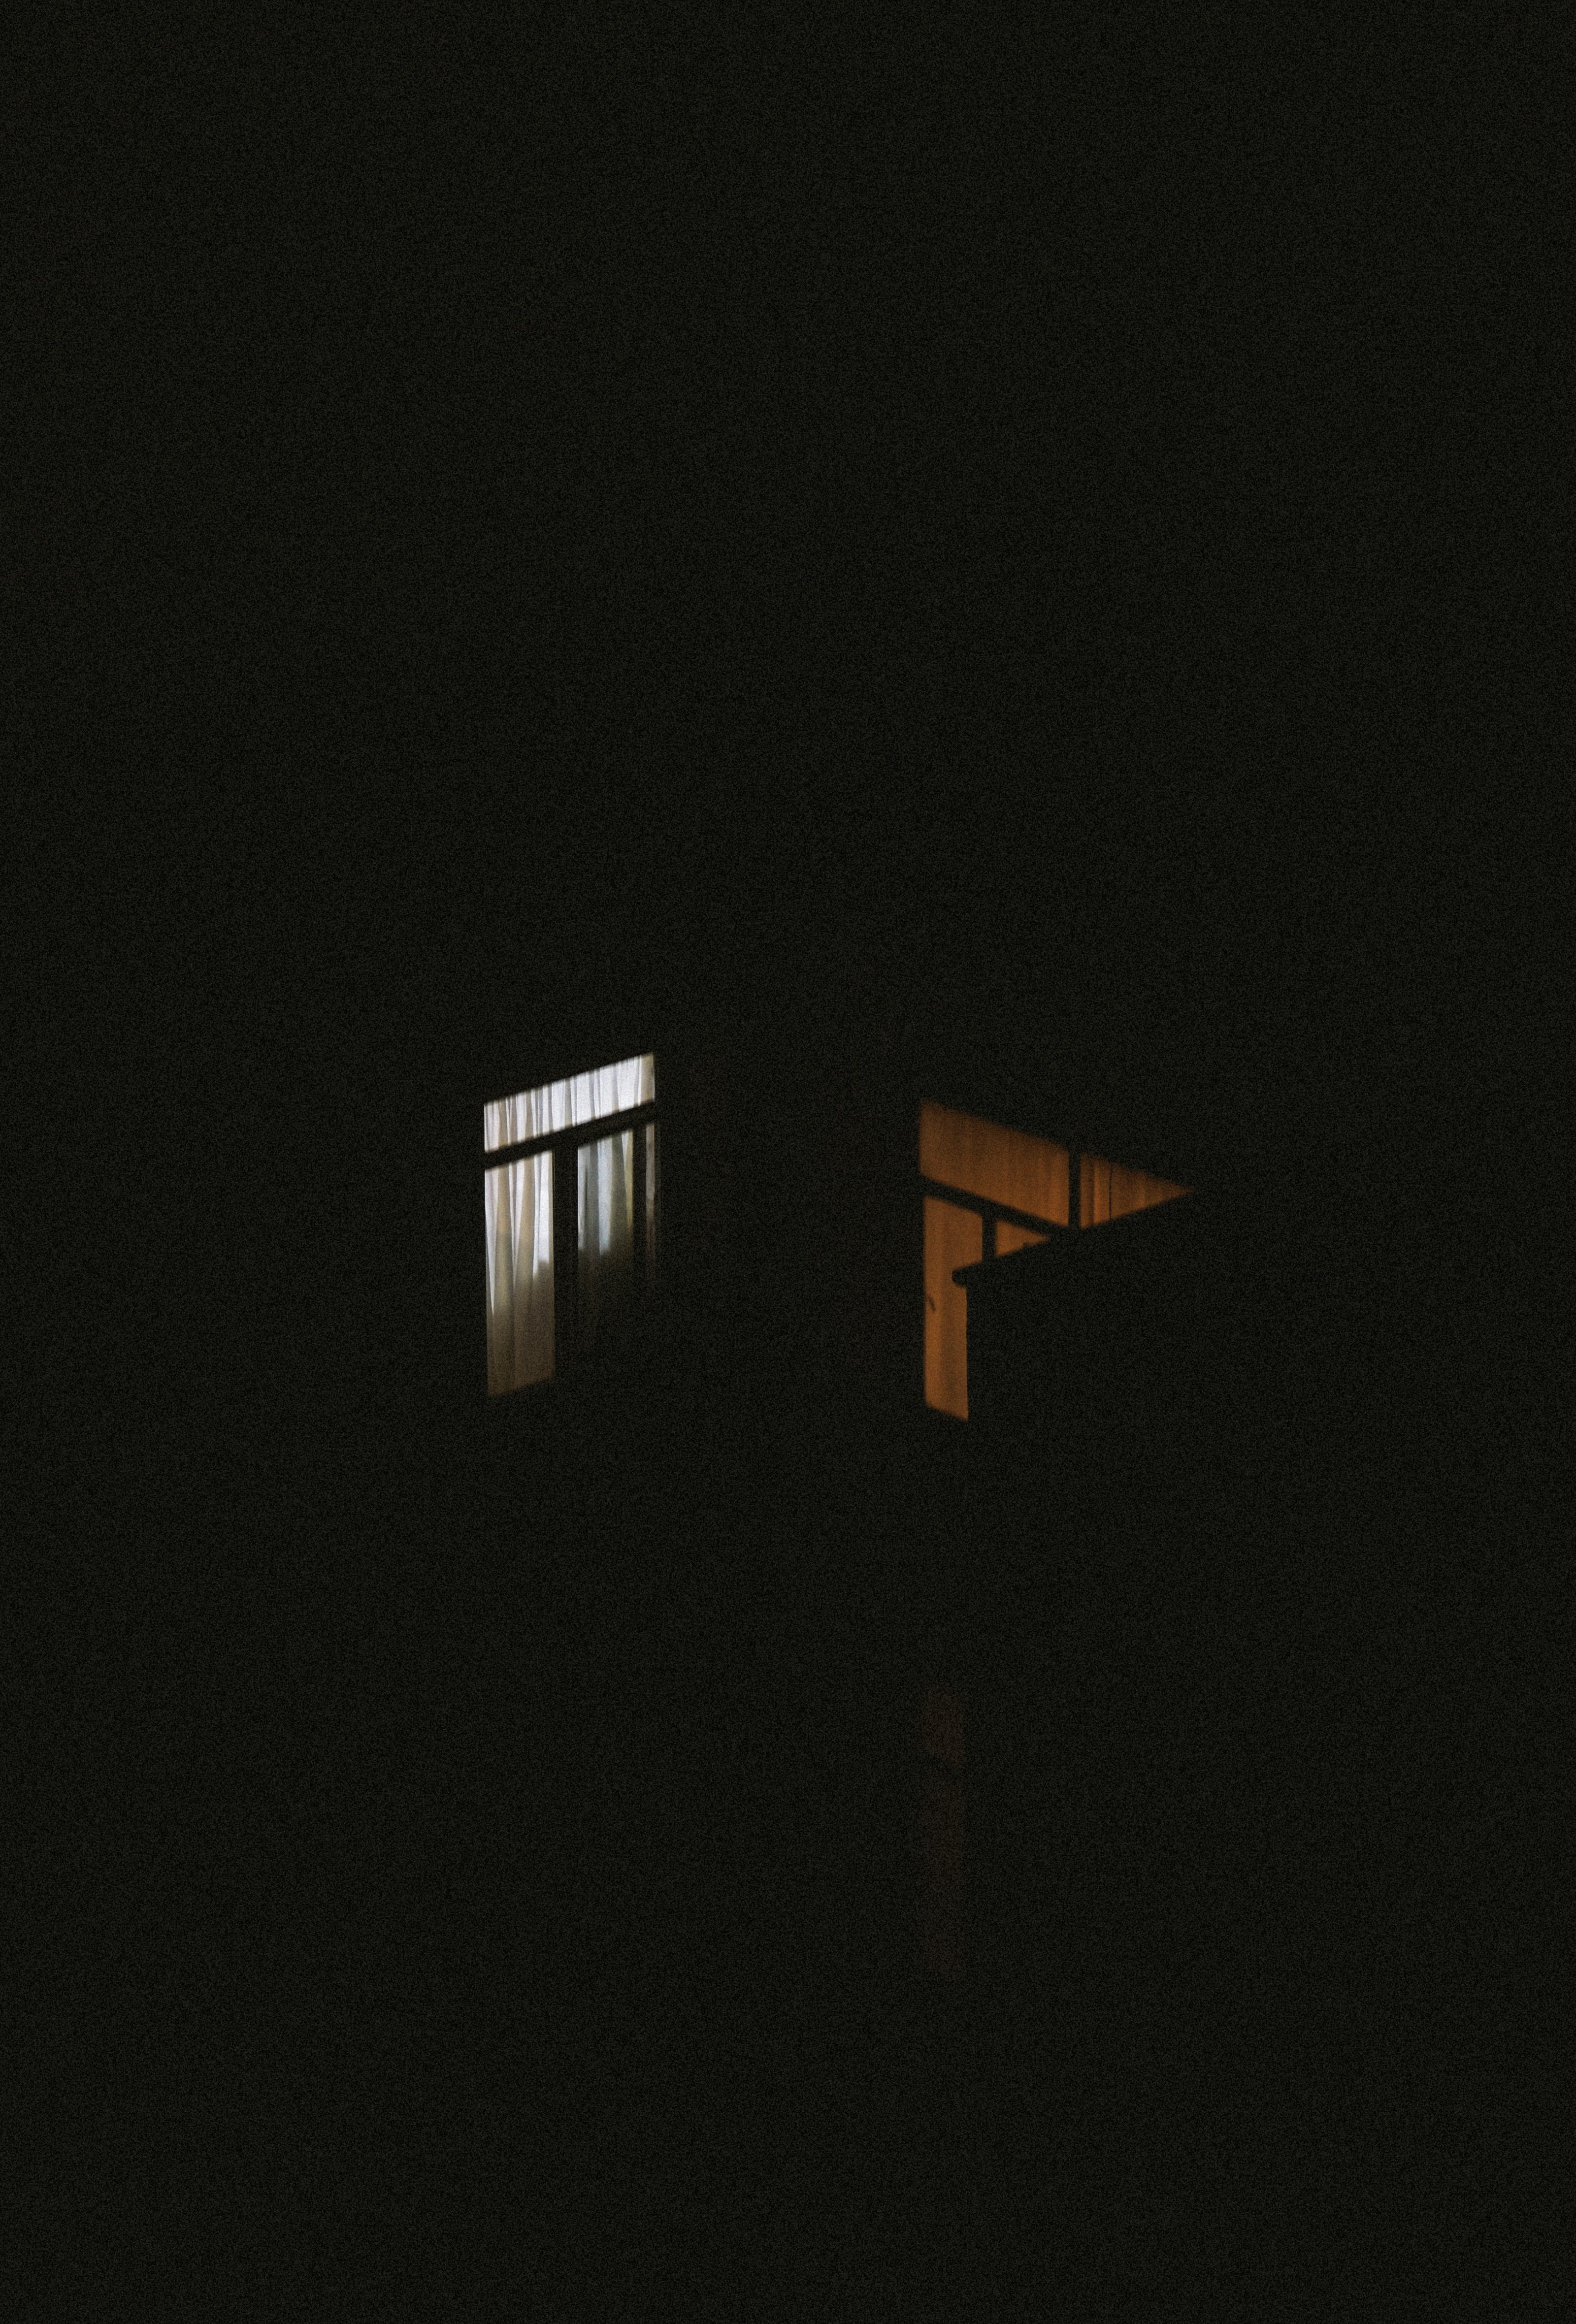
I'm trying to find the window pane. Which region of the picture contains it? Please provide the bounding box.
[485,1152,554,1393]
[578,1129,635,1352]
[924,1197,982,1419]
[919,1101,1068,1227]
[1080,1153,1189,1227]
[485,1051,655,1153]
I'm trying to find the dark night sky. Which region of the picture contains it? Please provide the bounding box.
[20,7,1561,1485]
[25,18,1557,1070]
[16,11,1564,1617]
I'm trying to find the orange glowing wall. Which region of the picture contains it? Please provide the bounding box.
[923,1196,982,1419]
[1079,1154,1189,1227]
[921,1103,1069,1417]
[920,1100,1190,1419]
[919,1102,1071,1227]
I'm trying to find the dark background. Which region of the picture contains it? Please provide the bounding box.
[18,7,1565,1506]
[14,7,1568,2310]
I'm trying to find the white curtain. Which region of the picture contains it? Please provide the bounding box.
[485,1051,654,1154]
[485,1151,554,1393]
[577,1129,634,1351]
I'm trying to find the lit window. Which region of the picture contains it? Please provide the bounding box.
[920,1102,1069,1418]
[919,1100,1187,1418]
[1078,1152,1188,1227]
[484,1052,657,1393]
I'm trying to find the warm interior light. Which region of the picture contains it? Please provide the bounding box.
[1080,1153,1189,1227]
[923,1197,981,1419]
[920,1103,1067,1417]
[919,1101,1070,1226]
[919,1099,1191,1419]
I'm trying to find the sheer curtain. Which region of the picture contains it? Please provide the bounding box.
[485,1052,654,1153]
[578,1129,634,1351]
[485,1151,554,1393]
[482,1053,657,1389]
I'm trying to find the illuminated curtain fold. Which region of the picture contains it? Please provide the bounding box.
[578,1129,635,1351]
[485,1151,555,1393]
[485,1052,654,1153]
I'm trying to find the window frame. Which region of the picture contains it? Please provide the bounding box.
[920,1168,1065,1420]
[482,1062,660,1394]
[918,1173,1064,1261]
[921,1105,1193,1419]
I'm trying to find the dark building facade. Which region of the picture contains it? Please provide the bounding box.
[415,944,1374,2295]
[416,944,1544,2305]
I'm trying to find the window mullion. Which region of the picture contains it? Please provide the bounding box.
[486,1099,656,1171]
